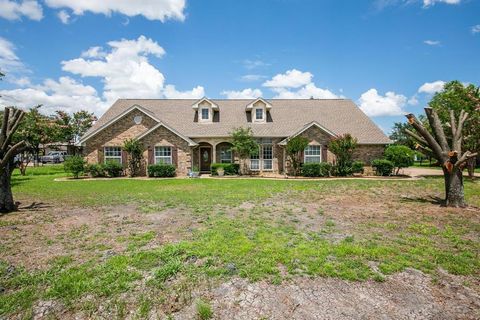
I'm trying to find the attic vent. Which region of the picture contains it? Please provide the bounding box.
[134,115,143,124]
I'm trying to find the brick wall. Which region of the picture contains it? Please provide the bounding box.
[352,144,386,164]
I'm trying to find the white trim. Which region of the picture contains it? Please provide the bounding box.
[253,107,266,123]
[245,97,272,110]
[78,104,160,145]
[104,146,122,164]
[154,146,172,165]
[278,121,337,146]
[136,122,198,147]
[191,97,219,110]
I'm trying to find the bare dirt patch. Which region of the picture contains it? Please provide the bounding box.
[174,269,480,320]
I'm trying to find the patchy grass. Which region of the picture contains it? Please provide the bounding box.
[1,165,479,318]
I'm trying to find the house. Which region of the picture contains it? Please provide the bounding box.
[79,98,391,176]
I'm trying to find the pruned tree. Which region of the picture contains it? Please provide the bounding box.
[0,107,26,213]
[405,107,477,207]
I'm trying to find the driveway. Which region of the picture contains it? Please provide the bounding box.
[402,167,480,178]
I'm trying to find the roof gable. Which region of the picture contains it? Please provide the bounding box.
[136,122,198,146]
[278,121,337,145]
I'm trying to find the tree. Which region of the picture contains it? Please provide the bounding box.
[405,108,477,207]
[14,106,55,173]
[52,110,97,154]
[0,107,26,213]
[286,136,309,176]
[230,127,259,174]
[64,155,85,179]
[389,122,416,149]
[428,81,480,178]
[328,134,357,176]
[384,145,414,175]
[123,138,144,177]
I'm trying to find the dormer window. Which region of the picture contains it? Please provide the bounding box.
[246,97,272,124]
[192,97,219,124]
[201,108,209,120]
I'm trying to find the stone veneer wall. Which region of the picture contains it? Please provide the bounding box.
[139,126,191,176]
[83,109,157,164]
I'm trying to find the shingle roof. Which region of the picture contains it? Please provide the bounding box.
[84,99,391,144]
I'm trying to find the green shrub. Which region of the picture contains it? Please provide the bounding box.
[210,163,240,175]
[63,155,85,179]
[85,164,105,177]
[103,161,124,177]
[352,161,365,174]
[384,145,414,175]
[328,134,358,176]
[372,159,394,176]
[147,164,176,177]
[301,163,332,177]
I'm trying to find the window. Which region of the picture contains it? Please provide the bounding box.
[262,145,273,170]
[220,146,232,163]
[250,147,260,171]
[201,108,209,120]
[255,108,263,120]
[104,147,122,164]
[155,146,172,164]
[304,145,321,163]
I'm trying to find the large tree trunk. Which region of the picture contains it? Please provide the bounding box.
[444,166,466,207]
[0,161,17,213]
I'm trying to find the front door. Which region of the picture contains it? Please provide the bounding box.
[200,147,212,172]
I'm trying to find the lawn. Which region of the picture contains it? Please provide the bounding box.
[1,165,479,319]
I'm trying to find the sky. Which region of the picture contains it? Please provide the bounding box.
[0,0,479,134]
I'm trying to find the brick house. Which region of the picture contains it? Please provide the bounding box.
[79,98,391,176]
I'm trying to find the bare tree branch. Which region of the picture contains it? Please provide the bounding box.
[406,112,445,162]
[404,128,428,146]
[425,107,449,152]
[0,140,26,170]
[457,151,478,167]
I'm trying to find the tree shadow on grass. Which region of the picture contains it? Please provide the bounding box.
[400,195,445,206]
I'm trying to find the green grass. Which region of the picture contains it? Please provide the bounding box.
[1,165,479,318]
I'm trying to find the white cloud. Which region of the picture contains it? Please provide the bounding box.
[0,0,43,21]
[44,0,186,22]
[418,80,445,94]
[358,89,407,117]
[242,59,270,70]
[57,9,70,24]
[423,0,461,7]
[263,69,313,89]
[0,37,26,74]
[471,25,480,34]
[424,40,441,46]
[240,74,267,82]
[1,36,205,115]
[0,76,106,114]
[221,88,263,99]
[163,85,205,99]
[408,95,419,105]
[261,69,340,99]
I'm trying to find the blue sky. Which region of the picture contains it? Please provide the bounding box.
[0,0,479,133]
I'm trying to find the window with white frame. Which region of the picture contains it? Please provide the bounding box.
[304,145,321,163]
[104,146,122,164]
[262,145,273,170]
[155,146,172,164]
[220,146,232,163]
[255,108,264,121]
[201,108,209,120]
[250,147,260,170]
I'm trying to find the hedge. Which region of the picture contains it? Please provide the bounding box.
[210,163,240,175]
[85,162,123,177]
[148,164,176,177]
[372,159,394,176]
[301,163,333,177]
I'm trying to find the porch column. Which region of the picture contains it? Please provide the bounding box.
[212,143,217,164]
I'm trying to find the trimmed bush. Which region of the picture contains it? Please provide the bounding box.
[372,159,394,176]
[63,155,85,179]
[352,161,365,174]
[211,163,240,176]
[148,164,176,177]
[384,145,414,175]
[301,163,333,177]
[85,164,105,177]
[104,160,123,177]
